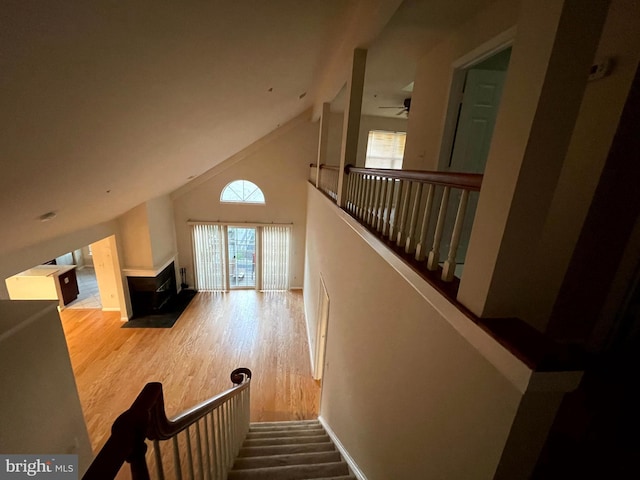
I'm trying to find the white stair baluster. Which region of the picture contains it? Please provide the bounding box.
[415,184,435,261]
[442,189,469,280]
[427,186,451,271]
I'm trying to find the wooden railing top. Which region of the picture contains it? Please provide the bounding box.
[345,165,483,191]
[148,368,251,440]
[83,368,252,479]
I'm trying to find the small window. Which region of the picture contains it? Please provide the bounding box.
[220,180,265,204]
[365,130,406,169]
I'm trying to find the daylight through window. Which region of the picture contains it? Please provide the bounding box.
[220,180,265,204]
[365,130,406,170]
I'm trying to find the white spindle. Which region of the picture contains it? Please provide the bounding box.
[415,184,435,261]
[396,181,412,246]
[364,176,374,224]
[171,436,183,480]
[355,174,364,219]
[389,179,401,239]
[427,186,451,271]
[405,182,424,253]
[376,177,388,232]
[153,439,165,480]
[185,427,195,480]
[214,409,223,480]
[382,178,394,236]
[442,189,469,281]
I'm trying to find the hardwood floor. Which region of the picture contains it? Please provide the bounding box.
[59,290,320,453]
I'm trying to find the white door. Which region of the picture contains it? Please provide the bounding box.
[314,278,329,380]
[449,69,506,173]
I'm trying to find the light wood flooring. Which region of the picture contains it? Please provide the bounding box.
[59,290,320,453]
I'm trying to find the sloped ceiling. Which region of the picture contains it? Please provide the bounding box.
[0,0,499,257]
[0,0,365,255]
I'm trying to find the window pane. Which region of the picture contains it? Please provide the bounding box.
[220,180,265,204]
[365,130,406,169]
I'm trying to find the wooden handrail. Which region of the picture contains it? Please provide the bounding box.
[82,368,252,479]
[345,165,483,191]
[147,369,251,440]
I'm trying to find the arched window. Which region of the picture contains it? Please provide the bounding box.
[220,180,265,204]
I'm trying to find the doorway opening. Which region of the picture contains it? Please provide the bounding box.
[227,227,256,289]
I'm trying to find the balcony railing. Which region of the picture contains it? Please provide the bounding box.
[308,164,482,291]
[310,164,340,201]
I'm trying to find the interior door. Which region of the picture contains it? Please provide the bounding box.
[449,69,506,173]
[314,278,330,380]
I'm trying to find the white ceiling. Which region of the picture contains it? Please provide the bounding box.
[0,0,498,257]
[0,0,357,255]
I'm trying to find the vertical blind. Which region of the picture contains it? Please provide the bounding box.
[364,130,406,169]
[191,224,227,291]
[261,226,291,291]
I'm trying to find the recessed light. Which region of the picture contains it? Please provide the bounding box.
[39,211,57,222]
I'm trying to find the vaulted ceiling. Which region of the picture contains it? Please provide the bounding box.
[0,0,499,257]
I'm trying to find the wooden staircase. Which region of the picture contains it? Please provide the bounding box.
[229,420,355,480]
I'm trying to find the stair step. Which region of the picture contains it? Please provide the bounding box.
[228,461,349,480]
[246,428,325,440]
[238,442,335,458]
[249,423,322,433]
[243,434,330,447]
[311,477,357,480]
[250,420,320,429]
[233,451,341,470]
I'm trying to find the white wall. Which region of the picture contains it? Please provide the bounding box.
[146,195,178,266]
[117,203,154,269]
[403,0,520,171]
[515,0,640,330]
[91,235,130,317]
[0,301,93,474]
[173,116,319,289]
[304,185,522,479]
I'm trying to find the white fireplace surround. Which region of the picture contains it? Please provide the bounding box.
[122,253,178,278]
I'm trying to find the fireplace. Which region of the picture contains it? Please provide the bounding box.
[127,262,177,317]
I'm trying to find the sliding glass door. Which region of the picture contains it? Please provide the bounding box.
[227,227,256,289]
[191,223,290,291]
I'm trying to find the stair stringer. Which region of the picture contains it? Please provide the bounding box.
[318,416,367,480]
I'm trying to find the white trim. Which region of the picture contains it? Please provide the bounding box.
[452,26,517,69]
[437,26,517,171]
[101,307,120,312]
[303,291,316,374]
[318,416,367,480]
[309,185,533,393]
[122,254,178,278]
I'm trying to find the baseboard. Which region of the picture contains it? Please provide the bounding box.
[101,307,120,312]
[318,416,367,480]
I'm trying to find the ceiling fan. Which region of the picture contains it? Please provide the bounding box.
[378,97,411,115]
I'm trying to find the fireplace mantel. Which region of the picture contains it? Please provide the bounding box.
[122,254,177,278]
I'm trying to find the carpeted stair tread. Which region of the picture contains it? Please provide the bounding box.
[307,477,357,480]
[243,434,330,447]
[250,420,320,428]
[246,428,326,439]
[233,451,341,470]
[249,424,323,434]
[238,442,336,458]
[227,461,349,480]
